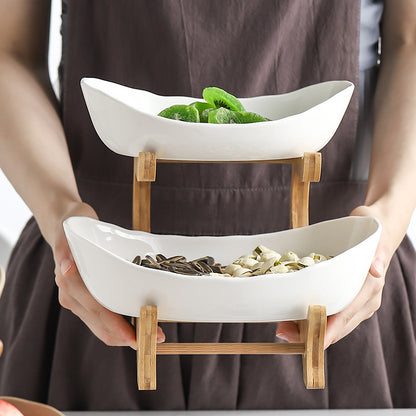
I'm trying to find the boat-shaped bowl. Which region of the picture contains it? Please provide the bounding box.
[63,216,380,322]
[80,78,354,161]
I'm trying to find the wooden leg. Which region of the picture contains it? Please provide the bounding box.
[299,305,327,389]
[290,152,321,229]
[133,155,157,389]
[137,306,158,390]
[132,152,156,232]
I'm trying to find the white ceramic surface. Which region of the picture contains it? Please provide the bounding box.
[80,78,354,161]
[63,216,380,322]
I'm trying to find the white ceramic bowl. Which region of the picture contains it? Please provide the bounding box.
[80,78,354,161]
[63,216,381,322]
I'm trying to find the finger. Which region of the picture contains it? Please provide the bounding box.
[57,259,110,316]
[55,241,166,348]
[55,260,96,311]
[56,261,138,348]
[54,233,75,267]
[58,284,138,348]
[325,312,362,349]
[325,301,367,349]
[369,226,390,279]
[276,321,300,342]
[157,326,166,343]
[325,276,383,348]
[60,257,74,276]
[369,256,386,278]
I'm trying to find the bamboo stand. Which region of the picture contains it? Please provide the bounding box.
[132,152,326,391]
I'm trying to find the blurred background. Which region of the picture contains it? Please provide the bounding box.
[1,0,416,269]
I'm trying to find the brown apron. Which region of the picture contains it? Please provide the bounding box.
[1,0,416,410]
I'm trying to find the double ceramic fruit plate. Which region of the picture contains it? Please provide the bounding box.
[74,77,371,322]
[69,78,372,391]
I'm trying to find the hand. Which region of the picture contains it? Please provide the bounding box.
[53,201,166,349]
[276,205,404,348]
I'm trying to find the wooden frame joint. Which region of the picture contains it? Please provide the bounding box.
[135,152,156,182]
[297,152,321,183]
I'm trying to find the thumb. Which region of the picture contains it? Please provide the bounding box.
[60,257,75,277]
[369,244,389,278]
[53,233,75,277]
[370,257,385,278]
[276,321,300,343]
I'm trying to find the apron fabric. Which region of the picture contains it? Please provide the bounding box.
[1,0,416,410]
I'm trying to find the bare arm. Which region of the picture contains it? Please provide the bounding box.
[0,0,81,245]
[278,0,416,346]
[0,0,163,348]
[322,0,416,345]
[365,0,416,249]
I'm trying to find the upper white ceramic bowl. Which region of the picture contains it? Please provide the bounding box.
[80,78,354,161]
[63,216,381,322]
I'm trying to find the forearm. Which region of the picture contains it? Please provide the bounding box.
[365,42,416,249]
[0,53,81,246]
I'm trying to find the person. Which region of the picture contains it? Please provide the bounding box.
[0,0,415,410]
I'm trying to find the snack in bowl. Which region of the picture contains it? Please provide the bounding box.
[226,246,331,277]
[158,86,270,124]
[133,246,331,277]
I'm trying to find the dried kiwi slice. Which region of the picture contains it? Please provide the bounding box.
[201,107,215,123]
[157,87,271,123]
[231,111,270,123]
[158,104,200,122]
[208,107,269,124]
[208,107,233,124]
[203,87,245,112]
[189,101,214,123]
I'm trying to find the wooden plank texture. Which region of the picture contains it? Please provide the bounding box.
[300,305,327,389]
[132,153,156,232]
[290,152,321,228]
[156,342,305,355]
[137,306,158,390]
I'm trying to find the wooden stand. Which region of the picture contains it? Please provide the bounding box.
[133,152,326,391]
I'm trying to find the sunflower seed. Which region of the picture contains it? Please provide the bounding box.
[132,255,141,265]
[156,254,167,262]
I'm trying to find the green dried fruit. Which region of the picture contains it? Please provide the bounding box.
[201,107,215,123]
[208,107,233,124]
[157,87,271,124]
[189,101,214,123]
[208,108,269,124]
[158,104,200,122]
[231,111,270,123]
[203,87,245,112]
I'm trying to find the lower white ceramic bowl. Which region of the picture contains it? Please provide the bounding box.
[63,216,381,322]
